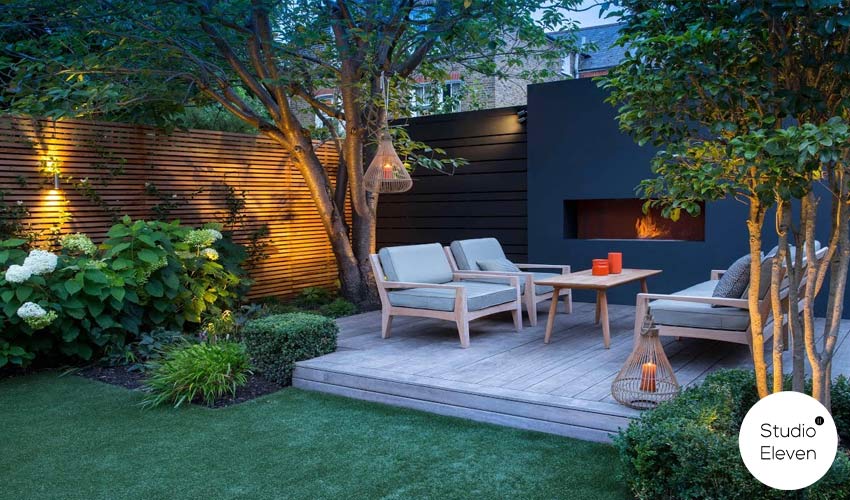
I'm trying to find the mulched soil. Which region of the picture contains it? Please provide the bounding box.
[76,364,283,408]
[77,365,147,390]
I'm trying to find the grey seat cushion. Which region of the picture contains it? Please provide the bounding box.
[388,282,517,312]
[379,243,453,284]
[450,238,507,271]
[651,280,750,331]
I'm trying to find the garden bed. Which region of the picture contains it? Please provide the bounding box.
[77,364,283,408]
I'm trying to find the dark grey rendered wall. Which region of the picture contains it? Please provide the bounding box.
[527,78,839,314]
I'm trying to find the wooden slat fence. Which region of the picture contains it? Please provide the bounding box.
[379,107,528,260]
[0,117,341,299]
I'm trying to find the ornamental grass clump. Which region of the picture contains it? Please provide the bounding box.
[141,341,251,408]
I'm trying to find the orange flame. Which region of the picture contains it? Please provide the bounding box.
[635,212,667,239]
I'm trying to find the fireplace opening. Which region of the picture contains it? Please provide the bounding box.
[564,199,705,241]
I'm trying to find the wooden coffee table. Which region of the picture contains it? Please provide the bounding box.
[535,268,662,349]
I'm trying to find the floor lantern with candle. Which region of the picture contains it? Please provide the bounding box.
[611,310,679,409]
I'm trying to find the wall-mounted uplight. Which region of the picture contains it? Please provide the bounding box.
[41,157,61,190]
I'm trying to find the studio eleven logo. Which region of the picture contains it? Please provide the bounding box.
[739,391,839,490]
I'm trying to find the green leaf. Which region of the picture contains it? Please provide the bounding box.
[111,258,134,270]
[0,239,26,248]
[110,287,125,302]
[1,290,13,303]
[64,280,83,295]
[145,280,164,297]
[65,307,86,320]
[138,249,160,264]
[15,286,33,302]
[137,234,157,247]
[87,301,105,317]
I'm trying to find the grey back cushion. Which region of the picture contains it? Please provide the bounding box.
[712,254,752,300]
[450,238,506,271]
[477,258,520,273]
[765,240,821,262]
[379,243,453,284]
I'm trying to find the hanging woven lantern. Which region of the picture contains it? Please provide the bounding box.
[364,130,413,193]
[611,311,680,410]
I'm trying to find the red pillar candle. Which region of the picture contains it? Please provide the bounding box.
[382,163,393,179]
[592,259,609,276]
[608,252,623,274]
[640,361,657,392]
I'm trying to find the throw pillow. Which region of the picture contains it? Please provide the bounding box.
[477,258,520,273]
[712,254,752,304]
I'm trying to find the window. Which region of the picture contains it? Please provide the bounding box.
[410,80,463,116]
[442,81,462,113]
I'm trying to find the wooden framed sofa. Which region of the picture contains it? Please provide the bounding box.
[445,238,572,326]
[371,243,523,348]
[635,245,827,351]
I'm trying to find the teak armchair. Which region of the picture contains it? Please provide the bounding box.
[445,238,571,326]
[370,243,523,348]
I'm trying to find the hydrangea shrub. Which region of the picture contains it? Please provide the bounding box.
[0,217,250,367]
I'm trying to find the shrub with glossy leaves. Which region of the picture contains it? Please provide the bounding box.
[241,313,337,385]
[141,341,251,408]
[616,369,850,499]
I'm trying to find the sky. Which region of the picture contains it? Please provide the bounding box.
[569,1,619,27]
[535,1,620,29]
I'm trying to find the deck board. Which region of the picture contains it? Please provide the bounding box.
[294,301,850,443]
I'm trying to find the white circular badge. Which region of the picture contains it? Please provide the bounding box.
[738,391,838,490]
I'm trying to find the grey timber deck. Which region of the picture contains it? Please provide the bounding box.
[293,301,850,443]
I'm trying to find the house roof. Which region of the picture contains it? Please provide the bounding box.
[550,23,626,73]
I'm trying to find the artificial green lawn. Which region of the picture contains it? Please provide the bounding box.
[0,373,628,500]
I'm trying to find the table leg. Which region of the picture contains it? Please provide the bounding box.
[641,278,648,294]
[543,287,561,344]
[599,291,610,349]
[595,291,601,324]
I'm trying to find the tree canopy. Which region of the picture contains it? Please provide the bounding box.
[1,0,580,305]
[602,0,850,404]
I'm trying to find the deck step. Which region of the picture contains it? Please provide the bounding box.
[293,362,636,443]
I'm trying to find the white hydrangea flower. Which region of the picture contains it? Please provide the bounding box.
[61,233,97,256]
[22,249,58,275]
[5,264,32,283]
[201,248,219,261]
[184,229,222,249]
[16,302,46,319]
[16,302,57,330]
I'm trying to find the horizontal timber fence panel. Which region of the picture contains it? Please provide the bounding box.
[0,116,342,299]
[379,107,528,261]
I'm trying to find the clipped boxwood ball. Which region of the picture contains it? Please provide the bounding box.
[241,312,338,385]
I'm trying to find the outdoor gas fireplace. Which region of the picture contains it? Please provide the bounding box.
[564,198,705,241]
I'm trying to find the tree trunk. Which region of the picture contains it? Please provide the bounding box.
[799,192,826,404]
[770,202,788,394]
[809,169,850,410]
[747,199,770,399]
[786,219,806,392]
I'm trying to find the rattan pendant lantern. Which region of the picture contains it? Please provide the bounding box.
[611,311,680,409]
[364,72,413,194]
